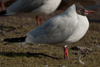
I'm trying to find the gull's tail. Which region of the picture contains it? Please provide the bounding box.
[0,10,6,16]
[0,10,16,16]
[3,36,27,42]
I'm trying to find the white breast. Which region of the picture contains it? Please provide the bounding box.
[65,14,89,43]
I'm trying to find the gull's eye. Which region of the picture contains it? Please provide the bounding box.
[79,9,83,11]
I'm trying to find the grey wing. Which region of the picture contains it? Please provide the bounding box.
[26,16,78,43]
[6,0,44,13]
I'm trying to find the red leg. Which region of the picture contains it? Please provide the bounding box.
[40,17,43,25]
[63,45,71,60]
[36,16,40,26]
[1,2,6,11]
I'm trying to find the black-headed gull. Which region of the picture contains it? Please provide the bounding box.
[3,3,94,59]
[0,0,61,26]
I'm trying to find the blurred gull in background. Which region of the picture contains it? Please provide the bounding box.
[0,0,61,26]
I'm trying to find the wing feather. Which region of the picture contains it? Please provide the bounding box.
[26,15,78,43]
[7,0,44,13]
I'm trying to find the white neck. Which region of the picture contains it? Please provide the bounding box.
[64,4,77,18]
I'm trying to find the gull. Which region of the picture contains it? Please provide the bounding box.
[3,3,94,59]
[0,0,61,26]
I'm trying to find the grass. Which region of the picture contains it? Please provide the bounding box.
[0,13,100,67]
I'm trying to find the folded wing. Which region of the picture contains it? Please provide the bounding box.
[26,15,78,43]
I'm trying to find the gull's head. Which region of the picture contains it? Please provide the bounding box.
[75,3,94,16]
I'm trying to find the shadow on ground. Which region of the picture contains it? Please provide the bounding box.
[0,51,61,59]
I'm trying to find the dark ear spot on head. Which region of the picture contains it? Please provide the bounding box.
[75,3,86,16]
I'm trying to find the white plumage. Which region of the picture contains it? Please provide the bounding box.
[25,4,89,46]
